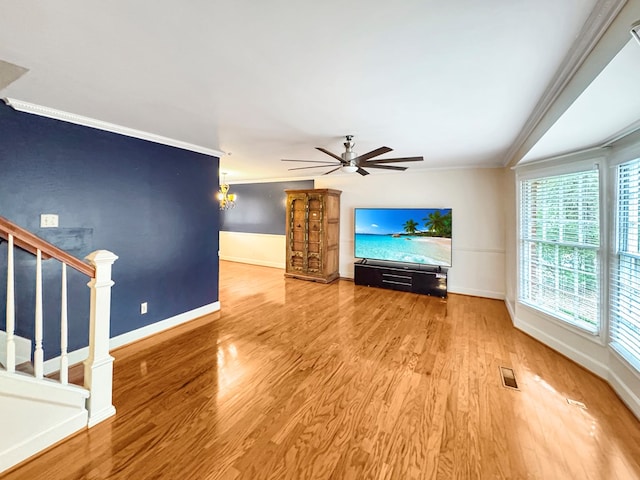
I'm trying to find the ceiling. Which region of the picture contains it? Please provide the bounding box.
[522,37,640,163]
[0,1,638,180]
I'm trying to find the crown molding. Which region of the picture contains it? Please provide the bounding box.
[502,0,629,168]
[602,118,640,146]
[512,146,609,172]
[3,98,224,158]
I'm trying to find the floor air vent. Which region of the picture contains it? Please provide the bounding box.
[500,366,519,390]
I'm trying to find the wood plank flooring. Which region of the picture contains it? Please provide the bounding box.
[4,260,640,479]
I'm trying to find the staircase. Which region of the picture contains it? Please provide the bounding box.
[0,216,117,473]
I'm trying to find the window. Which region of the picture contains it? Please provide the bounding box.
[610,158,640,369]
[520,169,600,332]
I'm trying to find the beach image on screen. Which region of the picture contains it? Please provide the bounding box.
[354,208,452,266]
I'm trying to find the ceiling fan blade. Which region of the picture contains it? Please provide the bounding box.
[322,167,342,175]
[288,164,341,171]
[365,164,407,171]
[316,147,344,162]
[282,159,341,164]
[353,146,393,163]
[357,167,370,176]
[362,156,424,164]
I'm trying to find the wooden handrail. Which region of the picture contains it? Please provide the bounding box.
[0,216,95,278]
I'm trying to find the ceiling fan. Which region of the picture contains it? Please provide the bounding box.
[282,135,424,176]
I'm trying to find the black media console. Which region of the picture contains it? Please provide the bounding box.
[354,260,448,298]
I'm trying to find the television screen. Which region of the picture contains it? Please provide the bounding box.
[354,208,452,267]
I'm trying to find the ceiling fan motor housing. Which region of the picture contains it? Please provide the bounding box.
[342,135,357,166]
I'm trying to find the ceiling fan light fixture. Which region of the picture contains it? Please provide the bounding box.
[341,165,358,173]
[632,21,640,45]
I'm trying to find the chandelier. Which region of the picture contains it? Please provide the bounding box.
[217,173,236,210]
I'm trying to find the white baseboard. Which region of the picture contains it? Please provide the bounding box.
[448,286,505,300]
[504,298,516,323]
[43,301,220,375]
[220,255,285,269]
[608,367,640,420]
[0,331,32,366]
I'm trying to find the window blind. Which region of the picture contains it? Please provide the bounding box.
[520,169,600,332]
[610,158,640,369]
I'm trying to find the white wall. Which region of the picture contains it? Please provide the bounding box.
[219,231,285,269]
[315,168,506,299]
[503,167,517,313]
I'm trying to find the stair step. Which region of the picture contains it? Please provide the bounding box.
[17,361,34,375]
[47,363,85,386]
[0,360,83,386]
[0,361,33,374]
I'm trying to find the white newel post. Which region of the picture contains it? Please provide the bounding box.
[83,250,118,427]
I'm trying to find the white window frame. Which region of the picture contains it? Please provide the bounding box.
[609,156,640,372]
[516,156,605,338]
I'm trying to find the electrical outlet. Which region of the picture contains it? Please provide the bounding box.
[141,302,148,315]
[40,214,59,228]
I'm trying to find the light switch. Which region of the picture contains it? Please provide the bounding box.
[40,214,59,228]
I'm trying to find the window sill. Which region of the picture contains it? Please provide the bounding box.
[517,300,605,346]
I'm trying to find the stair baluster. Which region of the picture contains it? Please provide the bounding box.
[34,249,44,379]
[5,234,16,373]
[60,263,68,385]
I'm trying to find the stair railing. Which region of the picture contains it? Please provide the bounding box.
[0,216,118,426]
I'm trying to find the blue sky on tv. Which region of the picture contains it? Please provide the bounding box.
[355,208,451,235]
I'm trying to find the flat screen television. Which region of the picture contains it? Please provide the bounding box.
[354,208,452,267]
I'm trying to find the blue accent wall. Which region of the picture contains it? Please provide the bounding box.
[220,180,313,235]
[0,102,219,359]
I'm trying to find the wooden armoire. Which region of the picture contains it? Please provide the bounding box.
[285,188,341,283]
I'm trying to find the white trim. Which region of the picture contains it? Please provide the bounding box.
[515,151,607,178]
[87,405,116,428]
[608,366,640,420]
[453,247,505,255]
[220,255,284,269]
[43,302,220,375]
[517,301,604,344]
[504,298,516,324]
[602,118,640,147]
[219,231,283,239]
[513,314,609,378]
[449,287,504,301]
[0,331,31,366]
[109,302,220,351]
[0,370,89,402]
[610,129,640,166]
[225,176,318,185]
[3,98,224,158]
[515,147,609,172]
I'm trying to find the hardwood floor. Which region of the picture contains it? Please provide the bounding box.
[4,260,640,479]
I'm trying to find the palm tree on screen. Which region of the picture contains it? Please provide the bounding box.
[424,210,452,237]
[424,211,445,234]
[403,219,418,234]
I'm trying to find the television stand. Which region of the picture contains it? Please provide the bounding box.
[354,260,447,297]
